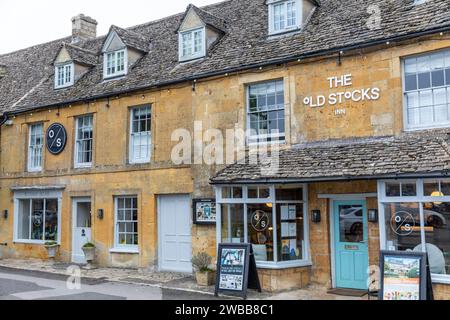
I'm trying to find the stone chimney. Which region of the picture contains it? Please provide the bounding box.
[71,14,98,43]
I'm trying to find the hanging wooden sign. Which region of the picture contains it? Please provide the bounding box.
[214,243,261,300]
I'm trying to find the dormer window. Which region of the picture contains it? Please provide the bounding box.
[179,27,205,61]
[268,0,302,35]
[104,49,127,79]
[54,63,74,89]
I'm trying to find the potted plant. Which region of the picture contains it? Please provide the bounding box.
[191,252,216,286]
[44,241,59,259]
[82,242,96,263]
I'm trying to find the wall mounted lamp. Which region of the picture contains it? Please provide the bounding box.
[368,209,378,223]
[3,210,8,220]
[311,210,321,223]
[97,209,104,220]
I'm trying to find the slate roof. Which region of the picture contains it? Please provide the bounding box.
[58,43,98,66]
[106,25,151,53]
[210,131,450,184]
[0,0,449,115]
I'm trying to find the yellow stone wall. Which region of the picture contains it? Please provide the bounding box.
[0,35,449,296]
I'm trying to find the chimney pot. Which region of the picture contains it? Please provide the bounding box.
[72,14,98,43]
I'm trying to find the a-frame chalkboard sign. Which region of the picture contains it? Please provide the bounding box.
[214,244,261,299]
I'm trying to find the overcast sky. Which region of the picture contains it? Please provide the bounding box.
[0,0,222,54]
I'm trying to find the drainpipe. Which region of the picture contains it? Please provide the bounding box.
[0,114,8,126]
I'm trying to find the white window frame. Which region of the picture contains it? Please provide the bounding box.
[74,115,94,168]
[129,105,152,164]
[246,79,287,146]
[268,0,302,35]
[103,49,128,79]
[13,189,62,245]
[378,179,450,284]
[402,48,450,131]
[28,123,44,172]
[54,62,74,89]
[215,184,311,269]
[178,27,206,62]
[113,196,139,251]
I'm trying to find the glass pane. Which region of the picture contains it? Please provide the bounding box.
[441,181,450,196]
[424,181,440,197]
[18,200,31,240]
[45,199,58,241]
[339,205,364,243]
[259,187,270,199]
[386,183,401,197]
[247,204,274,262]
[446,69,450,85]
[247,187,258,199]
[221,204,244,244]
[405,58,417,74]
[422,203,450,275]
[385,203,421,251]
[222,187,232,199]
[277,204,304,261]
[405,75,417,91]
[432,70,445,87]
[232,187,243,199]
[418,72,431,89]
[402,183,417,197]
[276,188,303,201]
[31,199,44,240]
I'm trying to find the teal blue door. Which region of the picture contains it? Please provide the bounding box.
[334,200,369,290]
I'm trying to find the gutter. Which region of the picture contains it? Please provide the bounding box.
[4,24,450,117]
[0,115,8,126]
[210,171,450,185]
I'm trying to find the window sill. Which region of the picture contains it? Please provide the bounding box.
[256,260,312,270]
[13,240,60,245]
[431,274,450,285]
[74,164,92,169]
[109,247,139,254]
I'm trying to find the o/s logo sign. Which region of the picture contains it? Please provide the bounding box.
[251,210,270,232]
[46,123,67,155]
[390,211,416,236]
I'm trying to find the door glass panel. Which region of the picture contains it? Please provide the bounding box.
[76,202,91,228]
[339,205,364,243]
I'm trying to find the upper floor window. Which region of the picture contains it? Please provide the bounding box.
[269,0,301,35]
[104,49,127,79]
[54,63,74,89]
[404,49,450,130]
[75,115,93,168]
[129,105,151,164]
[179,27,205,61]
[28,123,44,172]
[247,80,286,144]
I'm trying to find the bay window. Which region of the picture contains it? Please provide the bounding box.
[217,185,310,268]
[379,179,450,283]
[129,105,152,164]
[403,49,450,129]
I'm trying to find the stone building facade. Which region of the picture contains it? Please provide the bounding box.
[0,0,450,298]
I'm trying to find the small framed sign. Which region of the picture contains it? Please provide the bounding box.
[215,243,261,299]
[193,199,216,225]
[379,251,427,301]
[46,123,67,155]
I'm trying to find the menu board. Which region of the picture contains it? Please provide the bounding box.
[215,244,261,299]
[379,251,427,300]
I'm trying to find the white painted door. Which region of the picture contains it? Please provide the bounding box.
[159,194,192,273]
[72,198,92,264]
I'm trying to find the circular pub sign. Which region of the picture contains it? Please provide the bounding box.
[46,123,67,155]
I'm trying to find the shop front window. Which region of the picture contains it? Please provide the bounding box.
[379,179,450,281]
[16,198,59,242]
[217,185,309,266]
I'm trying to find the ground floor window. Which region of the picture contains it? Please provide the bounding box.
[15,198,59,243]
[115,196,138,247]
[217,185,308,266]
[379,179,450,280]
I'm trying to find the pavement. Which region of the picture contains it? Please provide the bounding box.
[0,259,369,300]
